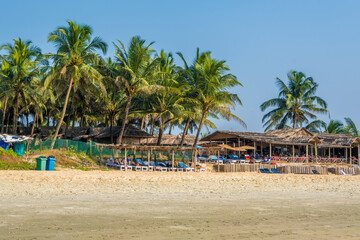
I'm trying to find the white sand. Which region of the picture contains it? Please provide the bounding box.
[1,170,360,239]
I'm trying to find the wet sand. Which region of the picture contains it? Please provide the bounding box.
[1,170,359,239]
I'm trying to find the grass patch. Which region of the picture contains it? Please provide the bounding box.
[0,160,35,170]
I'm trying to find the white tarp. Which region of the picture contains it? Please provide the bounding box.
[0,134,33,143]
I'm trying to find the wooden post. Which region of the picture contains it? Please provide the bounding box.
[345,147,347,163]
[328,147,331,161]
[147,148,150,169]
[292,145,295,162]
[194,148,197,172]
[89,140,92,157]
[260,142,263,156]
[269,143,272,158]
[306,145,309,163]
[238,138,241,157]
[99,147,102,165]
[350,145,352,164]
[315,142,318,162]
[40,140,42,152]
[253,141,256,156]
[172,150,175,172]
[217,150,220,172]
[124,148,127,171]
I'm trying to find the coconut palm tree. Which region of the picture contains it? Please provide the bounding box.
[0,38,42,133]
[261,71,328,131]
[343,117,360,137]
[178,49,245,147]
[113,36,157,145]
[46,21,107,148]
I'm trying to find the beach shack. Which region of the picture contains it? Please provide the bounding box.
[201,128,360,164]
[0,134,33,156]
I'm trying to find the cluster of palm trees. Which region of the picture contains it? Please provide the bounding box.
[261,70,359,136]
[0,21,244,147]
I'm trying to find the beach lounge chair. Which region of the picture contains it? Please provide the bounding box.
[312,169,320,174]
[177,162,194,172]
[340,170,353,176]
[271,168,283,174]
[259,168,271,173]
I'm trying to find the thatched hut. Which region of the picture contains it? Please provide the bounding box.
[140,134,205,146]
[89,125,152,144]
[201,128,360,163]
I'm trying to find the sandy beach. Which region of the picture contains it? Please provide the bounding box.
[1,170,360,239]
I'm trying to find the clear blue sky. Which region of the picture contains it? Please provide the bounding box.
[1,0,360,133]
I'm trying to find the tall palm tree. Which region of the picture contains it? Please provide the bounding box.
[46,21,107,148]
[261,71,328,130]
[0,38,41,133]
[178,49,245,147]
[343,117,359,137]
[113,36,157,144]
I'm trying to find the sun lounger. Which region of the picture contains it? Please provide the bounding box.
[135,166,142,171]
[271,168,283,174]
[340,170,353,176]
[312,169,320,174]
[259,168,271,173]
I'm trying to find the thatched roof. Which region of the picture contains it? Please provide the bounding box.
[314,133,360,147]
[140,134,202,146]
[90,125,152,139]
[201,128,359,147]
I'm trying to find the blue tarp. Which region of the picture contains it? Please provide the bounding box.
[0,141,9,150]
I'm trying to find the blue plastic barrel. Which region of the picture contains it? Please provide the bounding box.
[46,156,56,171]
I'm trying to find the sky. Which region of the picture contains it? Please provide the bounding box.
[1,0,360,134]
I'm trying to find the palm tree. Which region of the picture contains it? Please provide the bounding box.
[0,38,41,134]
[46,21,107,148]
[261,71,328,130]
[178,49,245,147]
[113,36,157,145]
[343,117,359,137]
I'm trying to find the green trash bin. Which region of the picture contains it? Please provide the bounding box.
[36,156,47,171]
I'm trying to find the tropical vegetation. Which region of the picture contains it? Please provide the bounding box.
[0,20,243,146]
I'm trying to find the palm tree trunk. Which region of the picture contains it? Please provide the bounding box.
[6,113,10,133]
[168,123,173,135]
[1,97,8,133]
[26,113,29,128]
[31,112,38,136]
[51,77,74,149]
[144,115,148,132]
[140,117,145,130]
[150,115,155,135]
[180,118,191,146]
[293,114,297,128]
[12,92,20,134]
[193,112,207,147]
[110,116,114,144]
[117,95,132,145]
[157,117,164,146]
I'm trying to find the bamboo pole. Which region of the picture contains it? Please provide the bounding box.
[328,147,331,160]
[147,148,150,169]
[269,143,272,159]
[306,145,309,163]
[172,150,175,171]
[292,145,295,162]
[315,142,318,163]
